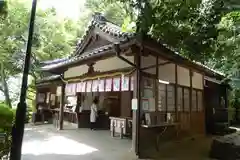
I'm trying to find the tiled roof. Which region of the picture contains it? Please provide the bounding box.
[40,58,69,65]
[40,13,225,78]
[74,12,135,56]
[41,44,114,71]
[36,75,61,84]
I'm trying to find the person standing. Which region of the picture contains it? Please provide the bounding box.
[90,97,98,130]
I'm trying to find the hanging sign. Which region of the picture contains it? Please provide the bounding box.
[121,76,129,91]
[86,80,92,92]
[113,77,121,91]
[76,82,82,93]
[131,98,138,110]
[81,81,86,92]
[131,76,134,91]
[92,79,99,92]
[98,79,105,92]
[105,78,112,92]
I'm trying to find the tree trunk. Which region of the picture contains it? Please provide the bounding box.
[2,74,12,108]
[0,62,12,108]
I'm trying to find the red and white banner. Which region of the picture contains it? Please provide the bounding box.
[92,79,99,92]
[131,76,134,91]
[76,82,82,92]
[113,77,121,91]
[105,78,112,92]
[81,81,86,92]
[86,80,92,92]
[121,76,129,91]
[98,79,105,92]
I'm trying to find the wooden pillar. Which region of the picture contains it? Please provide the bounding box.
[132,45,142,157]
[189,70,193,130]
[175,64,178,121]
[59,82,66,130]
[155,56,159,111]
[224,85,228,109]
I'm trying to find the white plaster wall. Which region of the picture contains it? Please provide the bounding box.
[64,65,89,79]
[192,71,203,89]
[94,55,134,72]
[177,66,190,87]
[158,63,176,83]
[141,55,156,74]
[64,55,134,79]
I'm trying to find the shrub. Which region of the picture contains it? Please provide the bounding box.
[0,103,15,159]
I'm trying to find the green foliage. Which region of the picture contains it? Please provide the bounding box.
[0,0,80,107]
[84,0,136,31]
[0,103,15,126]
[0,102,14,159]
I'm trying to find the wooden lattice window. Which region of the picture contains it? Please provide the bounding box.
[167,85,175,112]
[183,88,190,112]
[158,83,166,111]
[177,87,183,111]
[192,90,197,111]
[197,91,203,111]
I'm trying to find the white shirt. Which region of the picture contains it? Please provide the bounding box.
[90,103,98,123]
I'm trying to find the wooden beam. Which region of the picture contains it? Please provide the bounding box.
[59,82,65,130]
[141,61,171,71]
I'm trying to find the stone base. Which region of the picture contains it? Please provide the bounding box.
[209,131,240,160]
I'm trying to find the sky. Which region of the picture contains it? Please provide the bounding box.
[38,0,86,20]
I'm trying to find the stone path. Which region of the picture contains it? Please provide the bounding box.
[21,124,136,160]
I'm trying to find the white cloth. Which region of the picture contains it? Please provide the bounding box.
[90,103,98,123]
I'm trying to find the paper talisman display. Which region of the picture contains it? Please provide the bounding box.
[76,82,82,92]
[92,80,99,92]
[113,77,121,91]
[86,81,92,92]
[81,81,86,92]
[70,83,76,95]
[98,79,105,92]
[105,78,112,92]
[65,84,70,95]
[131,76,134,91]
[56,86,61,96]
[121,76,129,91]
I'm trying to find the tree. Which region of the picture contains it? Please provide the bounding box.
[0,0,79,107]
[84,0,136,32]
